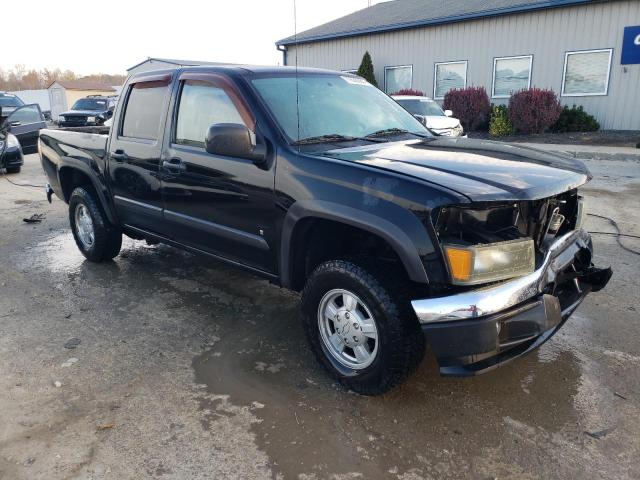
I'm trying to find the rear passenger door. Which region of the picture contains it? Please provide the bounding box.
[159,72,277,274]
[108,73,172,234]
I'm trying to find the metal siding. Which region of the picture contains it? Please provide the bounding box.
[287,0,640,130]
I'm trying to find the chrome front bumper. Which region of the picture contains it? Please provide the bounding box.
[412,229,595,324]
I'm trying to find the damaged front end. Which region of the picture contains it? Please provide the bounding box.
[413,190,612,376]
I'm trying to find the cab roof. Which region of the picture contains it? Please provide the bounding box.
[129,64,351,81]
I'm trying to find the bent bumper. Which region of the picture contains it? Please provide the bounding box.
[412,229,612,375]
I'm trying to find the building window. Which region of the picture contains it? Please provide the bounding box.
[384,65,412,93]
[561,49,612,96]
[492,55,533,98]
[434,61,467,99]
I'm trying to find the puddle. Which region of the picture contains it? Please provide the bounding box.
[192,292,583,478]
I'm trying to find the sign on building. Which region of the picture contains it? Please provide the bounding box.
[621,25,640,65]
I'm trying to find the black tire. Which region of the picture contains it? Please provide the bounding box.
[6,166,21,174]
[69,186,122,262]
[301,259,425,395]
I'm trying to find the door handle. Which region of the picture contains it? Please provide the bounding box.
[162,158,186,172]
[111,150,128,162]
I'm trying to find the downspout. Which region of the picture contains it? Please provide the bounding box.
[277,45,288,66]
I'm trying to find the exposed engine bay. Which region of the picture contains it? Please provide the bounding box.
[433,189,584,257]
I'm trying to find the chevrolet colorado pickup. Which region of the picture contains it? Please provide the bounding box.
[38,66,611,395]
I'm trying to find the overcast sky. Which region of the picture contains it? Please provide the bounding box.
[4,0,379,75]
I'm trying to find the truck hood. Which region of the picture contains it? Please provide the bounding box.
[322,138,591,202]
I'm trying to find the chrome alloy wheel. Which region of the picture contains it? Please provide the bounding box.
[318,289,379,370]
[74,203,95,248]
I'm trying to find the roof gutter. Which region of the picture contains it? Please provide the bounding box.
[275,0,602,46]
[277,45,288,67]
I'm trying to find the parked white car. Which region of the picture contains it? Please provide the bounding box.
[392,95,465,137]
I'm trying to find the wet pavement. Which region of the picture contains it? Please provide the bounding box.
[1,154,639,479]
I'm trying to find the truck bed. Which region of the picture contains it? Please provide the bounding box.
[39,127,111,203]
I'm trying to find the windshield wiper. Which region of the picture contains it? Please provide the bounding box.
[292,133,385,145]
[365,128,431,139]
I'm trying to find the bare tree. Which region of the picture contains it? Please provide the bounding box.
[0,65,125,91]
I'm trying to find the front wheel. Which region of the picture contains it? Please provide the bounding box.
[6,166,21,174]
[301,260,425,395]
[69,186,122,262]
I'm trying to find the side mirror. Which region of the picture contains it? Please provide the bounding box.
[444,109,453,117]
[205,123,266,163]
[413,114,426,125]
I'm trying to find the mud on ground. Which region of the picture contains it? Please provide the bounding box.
[0,155,639,479]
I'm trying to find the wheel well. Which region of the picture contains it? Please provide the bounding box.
[59,167,93,202]
[288,218,410,291]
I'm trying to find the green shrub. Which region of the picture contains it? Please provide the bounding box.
[551,105,600,132]
[489,104,513,137]
[356,51,378,88]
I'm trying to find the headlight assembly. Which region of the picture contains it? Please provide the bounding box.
[6,133,20,148]
[87,116,96,123]
[443,238,535,285]
[58,116,65,122]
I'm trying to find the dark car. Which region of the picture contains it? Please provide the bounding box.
[0,91,25,116]
[0,103,46,155]
[58,96,116,127]
[38,66,611,395]
[0,130,24,173]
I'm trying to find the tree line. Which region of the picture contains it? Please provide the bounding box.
[0,65,126,91]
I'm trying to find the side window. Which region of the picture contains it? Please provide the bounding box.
[7,105,42,125]
[121,81,169,141]
[174,81,246,148]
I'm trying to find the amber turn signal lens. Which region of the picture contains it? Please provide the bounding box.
[444,247,473,282]
[443,239,535,285]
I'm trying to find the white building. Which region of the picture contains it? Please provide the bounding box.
[126,57,229,76]
[277,0,640,130]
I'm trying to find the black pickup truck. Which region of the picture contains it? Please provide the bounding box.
[58,95,117,127]
[38,66,611,394]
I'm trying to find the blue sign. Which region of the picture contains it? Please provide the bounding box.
[621,25,640,65]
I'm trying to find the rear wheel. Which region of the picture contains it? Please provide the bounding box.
[69,186,122,262]
[301,259,425,395]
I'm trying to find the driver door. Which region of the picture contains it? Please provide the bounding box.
[2,104,46,154]
[159,72,277,274]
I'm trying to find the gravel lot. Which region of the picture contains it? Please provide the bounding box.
[1,153,639,480]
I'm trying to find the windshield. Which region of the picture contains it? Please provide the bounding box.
[71,98,108,111]
[0,94,25,108]
[251,74,430,143]
[396,98,444,117]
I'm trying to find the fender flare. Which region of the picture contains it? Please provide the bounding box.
[57,159,119,225]
[280,199,431,288]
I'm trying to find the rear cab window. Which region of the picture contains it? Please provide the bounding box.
[121,79,171,141]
